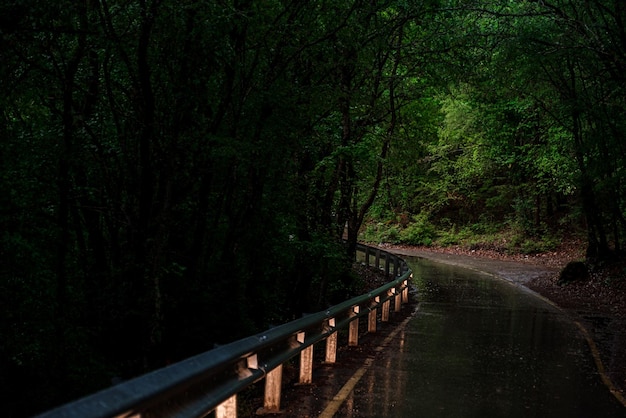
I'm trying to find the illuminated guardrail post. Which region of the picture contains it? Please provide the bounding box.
[368,296,379,333]
[348,305,360,346]
[216,395,237,418]
[257,364,283,415]
[394,286,402,313]
[34,244,411,418]
[298,332,313,384]
[403,277,411,303]
[382,290,391,322]
[325,318,337,363]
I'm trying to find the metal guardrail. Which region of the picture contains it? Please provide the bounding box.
[36,244,412,418]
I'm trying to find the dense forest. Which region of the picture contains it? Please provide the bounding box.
[2,1,626,416]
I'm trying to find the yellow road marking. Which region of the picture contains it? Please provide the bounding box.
[318,308,417,418]
[524,289,626,408]
[573,319,626,407]
[319,290,626,417]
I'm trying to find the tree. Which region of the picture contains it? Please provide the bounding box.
[374,0,626,261]
[515,0,626,259]
[1,1,442,415]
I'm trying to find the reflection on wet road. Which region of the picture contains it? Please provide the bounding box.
[337,257,626,417]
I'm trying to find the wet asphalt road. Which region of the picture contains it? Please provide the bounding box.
[332,256,626,417]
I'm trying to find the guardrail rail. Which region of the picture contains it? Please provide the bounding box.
[36,244,412,418]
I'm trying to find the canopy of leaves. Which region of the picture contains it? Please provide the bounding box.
[3,1,626,416]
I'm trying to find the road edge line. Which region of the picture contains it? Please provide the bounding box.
[317,306,418,418]
[517,286,626,408]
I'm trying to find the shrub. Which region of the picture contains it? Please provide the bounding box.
[360,223,401,244]
[399,213,436,246]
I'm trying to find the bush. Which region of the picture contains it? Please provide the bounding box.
[384,225,401,243]
[360,223,401,244]
[399,213,436,246]
[518,235,559,254]
[360,223,382,243]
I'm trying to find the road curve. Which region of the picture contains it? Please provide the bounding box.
[328,254,626,417]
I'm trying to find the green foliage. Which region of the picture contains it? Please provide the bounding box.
[2,0,434,414]
[398,213,437,246]
[436,223,472,247]
[5,0,626,415]
[361,212,562,256]
[360,213,437,246]
[510,195,536,235]
[361,223,402,244]
[520,236,561,255]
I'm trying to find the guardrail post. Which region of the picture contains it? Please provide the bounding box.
[402,278,410,303]
[382,291,391,322]
[36,243,412,418]
[385,254,391,276]
[393,256,400,277]
[258,365,283,415]
[368,296,379,333]
[349,305,360,346]
[216,395,237,418]
[325,318,337,363]
[394,287,402,312]
[298,332,313,384]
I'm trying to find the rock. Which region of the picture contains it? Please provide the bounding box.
[557,261,589,286]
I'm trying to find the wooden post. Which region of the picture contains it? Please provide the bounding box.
[216,395,237,418]
[385,254,390,277]
[402,279,409,303]
[395,291,402,312]
[349,305,359,346]
[375,249,381,269]
[368,296,379,333]
[299,332,313,384]
[325,318,337,363]
[382,295,391,322]
[257,365,283,415]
